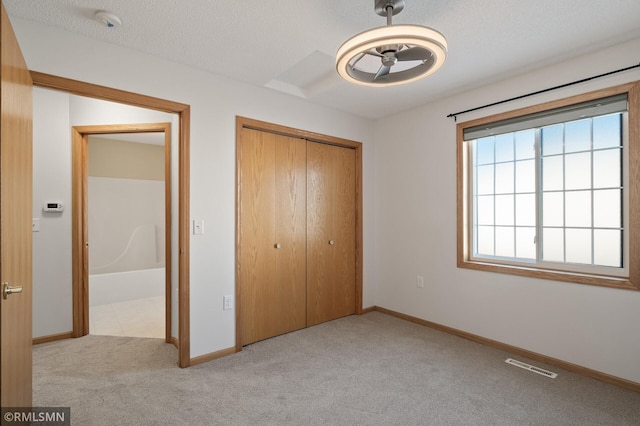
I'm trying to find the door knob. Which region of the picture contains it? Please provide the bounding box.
[329,240,335,245]
[274,243,281,249]
[2,282,23,299]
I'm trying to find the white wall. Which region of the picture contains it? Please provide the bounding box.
[32,88,73,337]
[16,18,376,357]
[372,37,640,383]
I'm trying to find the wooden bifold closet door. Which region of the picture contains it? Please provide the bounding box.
[238,122,358,347]
[238,128,307,346]
[306,141,356,327]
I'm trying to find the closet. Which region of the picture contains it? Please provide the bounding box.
[237,118,361,347]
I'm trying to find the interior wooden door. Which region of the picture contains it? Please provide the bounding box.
[0,1,34,407]
[307,141,356,327]
[238,128,306,345]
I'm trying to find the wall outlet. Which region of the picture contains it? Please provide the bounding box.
[417,275,425,288]
[223,294,233,310]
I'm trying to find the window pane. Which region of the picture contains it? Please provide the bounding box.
[542,156,563,191]
[565,191,591,228]
[466,96,627,278]
[593,148,621,189]
[565,228,592,264]
[476,165,494,195]
[593,189,621,228]
[495,163,514,194]
[515,227,536,259]
[495,227,514,257]
[565,119,591,153]
[477,226,494,255]
[477,195,494,225]
[593,114,621,150]
[476,137,494,165]
[515,194,535,226]
[515,160,535,193]
[542,228,564,262]
[542,192,563,227]
[495,134,514,162]
[594,229,621,267]
[542,124,563,156]
[565,152,591,190]
[495,195,514,226]
[515,130,535,160]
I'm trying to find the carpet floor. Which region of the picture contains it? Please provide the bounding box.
[33,312,640,425]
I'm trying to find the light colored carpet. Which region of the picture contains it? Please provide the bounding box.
[33,312,640,425]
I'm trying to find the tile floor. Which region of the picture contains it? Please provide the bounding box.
[89,295,164,339]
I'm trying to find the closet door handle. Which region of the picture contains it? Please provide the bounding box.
[274,243,281,249]
[329,240,335,245]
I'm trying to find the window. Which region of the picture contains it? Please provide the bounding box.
[457,83,639,290]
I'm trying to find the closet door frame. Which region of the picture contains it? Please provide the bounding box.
[235,116,363,352]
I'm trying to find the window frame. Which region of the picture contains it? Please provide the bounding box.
[456,81,640,290]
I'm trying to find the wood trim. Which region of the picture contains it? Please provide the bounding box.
[73,123,172,339]
[456,81,640,291]
[360,306,376,315]
[178,107,191,367]
[33,332,73,345]
[189,346,237,366]
[237,116,362,149]
[235,116,364,351]
[32,72,191,367]
[373,306,640,393]
[235,118,243,353]
[628,82,640,289]
[170,336,179,349]
[355,140,364,315]
[29,71,188,113]
[164,127,172,344]
[71,128,87,337]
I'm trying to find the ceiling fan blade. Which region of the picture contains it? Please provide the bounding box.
[374,64,391,80]
[396,47,431,61]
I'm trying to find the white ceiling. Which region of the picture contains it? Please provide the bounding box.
[5,0,640,120]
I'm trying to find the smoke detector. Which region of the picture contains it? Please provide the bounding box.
[95,11,122,28]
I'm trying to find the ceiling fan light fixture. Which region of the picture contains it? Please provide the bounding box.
[336,1,448,87]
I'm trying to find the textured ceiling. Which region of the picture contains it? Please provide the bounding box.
[5,0,640,120]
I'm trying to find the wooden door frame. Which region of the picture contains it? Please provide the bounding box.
[235,116,364,352]
[30,72,192,367]
[72,123,172,343]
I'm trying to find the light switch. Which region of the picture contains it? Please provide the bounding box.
[32,218,40,232]
[193,219,204,235]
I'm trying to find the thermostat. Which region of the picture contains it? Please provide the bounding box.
[43,202,64,212]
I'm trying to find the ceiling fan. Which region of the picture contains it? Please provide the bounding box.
[336,0,448,87]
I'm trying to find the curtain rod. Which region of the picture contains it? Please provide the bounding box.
[447,61,640,121]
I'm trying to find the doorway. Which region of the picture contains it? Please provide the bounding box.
[32,72,192,367]
[85,130,169,339]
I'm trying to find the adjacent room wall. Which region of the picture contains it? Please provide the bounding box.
[372,37,640,383]
[88,137,165,273]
